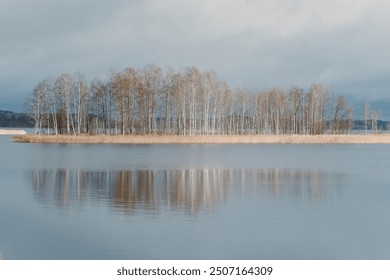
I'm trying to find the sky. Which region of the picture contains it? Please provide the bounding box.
[1,0,390,115]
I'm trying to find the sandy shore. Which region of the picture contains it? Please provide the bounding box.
[0,129,27,135]
[13,133,390,144]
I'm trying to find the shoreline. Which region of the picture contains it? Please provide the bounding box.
[0,129,27,135]
[13,133,390,144]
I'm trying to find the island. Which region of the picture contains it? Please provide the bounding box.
[13,134,390,144]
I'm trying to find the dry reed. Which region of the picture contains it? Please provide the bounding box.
[13,133,390,144]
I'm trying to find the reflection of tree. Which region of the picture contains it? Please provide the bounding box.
[113,170,158,214]
[29,169,344,214]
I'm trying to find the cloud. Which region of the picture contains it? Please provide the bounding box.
[1,0,390,110]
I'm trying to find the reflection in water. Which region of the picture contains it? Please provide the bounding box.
[29,169,344,214]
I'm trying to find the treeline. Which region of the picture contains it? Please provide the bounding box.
[0,110,33,128]
[27,65,357,135]
[354,119,389,132]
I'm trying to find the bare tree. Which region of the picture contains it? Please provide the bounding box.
[73,72,89,135]
[27,66,359,137]
[27,81,46,134]
[161,67,176,135]
[288,86,304,134]
[371,110,378,134]
[332,96,354,134]
[363,101,370,134]
[90,77,107,134]
[55,74,74,134]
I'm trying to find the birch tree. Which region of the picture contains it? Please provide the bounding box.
[73,72,89,135]
[27,65,359,137]
[27,81,46,133]
[371,110,378,134]
[363,101,370,134]
[90,77,107,134]
[55,74,74,134]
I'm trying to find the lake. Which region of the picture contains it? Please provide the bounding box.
[0,134,390,259]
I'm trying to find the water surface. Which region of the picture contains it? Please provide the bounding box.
[0,134,389,259]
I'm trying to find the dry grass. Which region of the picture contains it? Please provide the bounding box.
[0,129,27,135]
[13,133,390,144]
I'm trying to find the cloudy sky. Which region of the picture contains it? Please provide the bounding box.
[1,0,389,113]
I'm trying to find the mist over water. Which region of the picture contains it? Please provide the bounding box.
[1,135,390,259]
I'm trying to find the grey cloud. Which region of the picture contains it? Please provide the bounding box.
[1,0,390,111]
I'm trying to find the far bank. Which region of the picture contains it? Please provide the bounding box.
[0,129,27,135]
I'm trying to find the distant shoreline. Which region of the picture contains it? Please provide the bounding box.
[0,129,27,135]
[13,134,390,144]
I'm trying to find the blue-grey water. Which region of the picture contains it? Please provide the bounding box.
[0,133,389,259]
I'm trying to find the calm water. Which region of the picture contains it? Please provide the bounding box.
[0,134,390,259]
